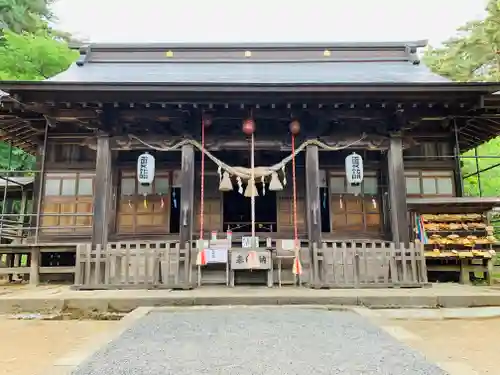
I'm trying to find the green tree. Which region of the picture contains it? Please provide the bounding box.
[0,30,77,170]
[0,30,77,80]
[0,0,53,34]
[424,0,500,82]
[424,0,500,197]
[0,2,77,171]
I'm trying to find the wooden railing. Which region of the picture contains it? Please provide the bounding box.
[311,241,428,288]
[74,241,191,290]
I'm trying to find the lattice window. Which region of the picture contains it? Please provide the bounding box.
[41,172,94,234]
[404,170,454,197]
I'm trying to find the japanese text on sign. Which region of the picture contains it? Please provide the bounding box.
[137,153,155,185]
[231,250,271,270]
[139,156,148,180]
[242,236,259,248]
[204,240,229,264]
[345,152,364,185]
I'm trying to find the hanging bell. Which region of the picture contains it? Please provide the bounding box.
[269,171,283,191]
[244,181,259,197]
[219,172,233,192]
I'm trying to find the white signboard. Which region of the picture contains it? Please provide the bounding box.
[205,248,228,263]
[137,153,155,185]
[345,152,363,185]
[205,240,229,264]
[230,250,272,270]
[280,239,296,251]
[242,236,259,248]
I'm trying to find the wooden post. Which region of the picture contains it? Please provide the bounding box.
[305,145,321,284]
[92,135,113,247]
[34,121,49,243]
[179,145,195,247]
[453,120,464,197]
[29,247,39,285]
[305,145,321,244]
[387,133,409,245]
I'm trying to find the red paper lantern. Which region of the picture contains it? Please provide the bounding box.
[242,118,255,135]
[289,120,301,135]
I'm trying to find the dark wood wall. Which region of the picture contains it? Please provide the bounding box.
[34,134,458,243]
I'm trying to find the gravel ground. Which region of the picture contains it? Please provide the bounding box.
[72,308,448,375]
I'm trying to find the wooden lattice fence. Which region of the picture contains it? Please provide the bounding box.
[311,241,428,288]
[73,241,191,290]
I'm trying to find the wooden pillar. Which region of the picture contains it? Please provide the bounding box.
[92,135,113,247]
[305,145,321,245]
[453,120,464,197]
[387,133,409,245]
[29,247,39,285]
[179,144,195,246]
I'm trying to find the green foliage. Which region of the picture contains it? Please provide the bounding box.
[423,0,500,82]
[0,29,78,80]
[424,0,500,197]
[0,1,77,171]
[0,144,35,170]
[0,0,53,34]
[462,138,500,197]
[0,0,74,43]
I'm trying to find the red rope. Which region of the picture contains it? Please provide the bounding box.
[199,117,205,240]
[291,134,298,248]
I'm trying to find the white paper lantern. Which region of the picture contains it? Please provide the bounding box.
[137,152,155,185]
[345,152,363,185]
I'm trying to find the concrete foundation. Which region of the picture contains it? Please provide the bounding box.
[2,284,500,314]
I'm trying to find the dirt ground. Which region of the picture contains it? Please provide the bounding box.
[0,317,118,375]
[388,318,500,374]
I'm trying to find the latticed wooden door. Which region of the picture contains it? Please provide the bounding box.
[41,172,94,234]
[117,170,171,234]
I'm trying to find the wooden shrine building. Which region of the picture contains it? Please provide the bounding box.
[1,40,500,288]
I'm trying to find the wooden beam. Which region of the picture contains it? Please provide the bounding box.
[92,135,113,247]
[49,108,99,119]
[179,144,195,246]
[305,145,321,246]
[14,105,472,123]
[387,133,409,245]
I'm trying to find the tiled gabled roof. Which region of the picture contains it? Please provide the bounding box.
[48,41,449,84]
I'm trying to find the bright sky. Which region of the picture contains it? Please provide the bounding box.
[53,0,487,45]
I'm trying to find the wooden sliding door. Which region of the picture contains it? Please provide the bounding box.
[117,170,171,234]
[328,172,381,234]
